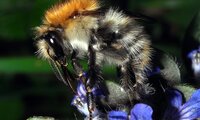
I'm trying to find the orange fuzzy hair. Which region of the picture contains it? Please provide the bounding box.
[44,0,100,26]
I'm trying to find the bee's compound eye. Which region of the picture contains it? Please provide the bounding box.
[50,38,54,44]
[44,31,60,48]
[43,31,66,65]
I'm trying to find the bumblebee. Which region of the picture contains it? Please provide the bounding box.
[34,0,154,99]
[34,0,154,105]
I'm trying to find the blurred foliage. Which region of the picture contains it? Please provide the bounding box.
[0,57,50,74]
[0,0,199,120]
[0,0,58,40]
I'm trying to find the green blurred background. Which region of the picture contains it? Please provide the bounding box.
[0,0,199,120]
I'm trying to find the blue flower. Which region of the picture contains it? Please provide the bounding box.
[163,89,200,120]
[130,104,153,120]
[70,73,200,120]
[72,78,154,120]
[108,89,200,120]
[108,103,153,120]
[187,48,200,75]
[108,111,128,120]
[71,81,105,119]
[187,48,200,60]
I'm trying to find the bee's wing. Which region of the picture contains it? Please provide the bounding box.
[48,60,76,93]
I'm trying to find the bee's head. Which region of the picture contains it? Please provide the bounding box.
[34,0,101,65]
[35,27,72,66]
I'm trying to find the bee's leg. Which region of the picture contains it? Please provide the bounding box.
[71,47,98,119]
[131,56,155,99]
[118,56,154,99]
[117,60,138,100]
[71,50,86,80]
[86,87,95,120]
[86,45,96,119]
[85,44,102,119]
[118,62,134,87]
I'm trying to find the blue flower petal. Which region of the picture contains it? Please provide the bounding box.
[71,96,89,116]
[189,89,200,102]
[179,102,200,120]
[72,80,103,118]
[77,81,104,98]
[92,87,104,97]
[166,89,183,108]
[163,89,183,120]
[187,48,200,59]
[130,103,153,120]
[77,82,87,97]
[71,95,100,118]
[178,89,200,119]
[108,111,128,120]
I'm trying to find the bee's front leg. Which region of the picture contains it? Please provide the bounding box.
[71,50,86,80]
[85,37,103,119]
